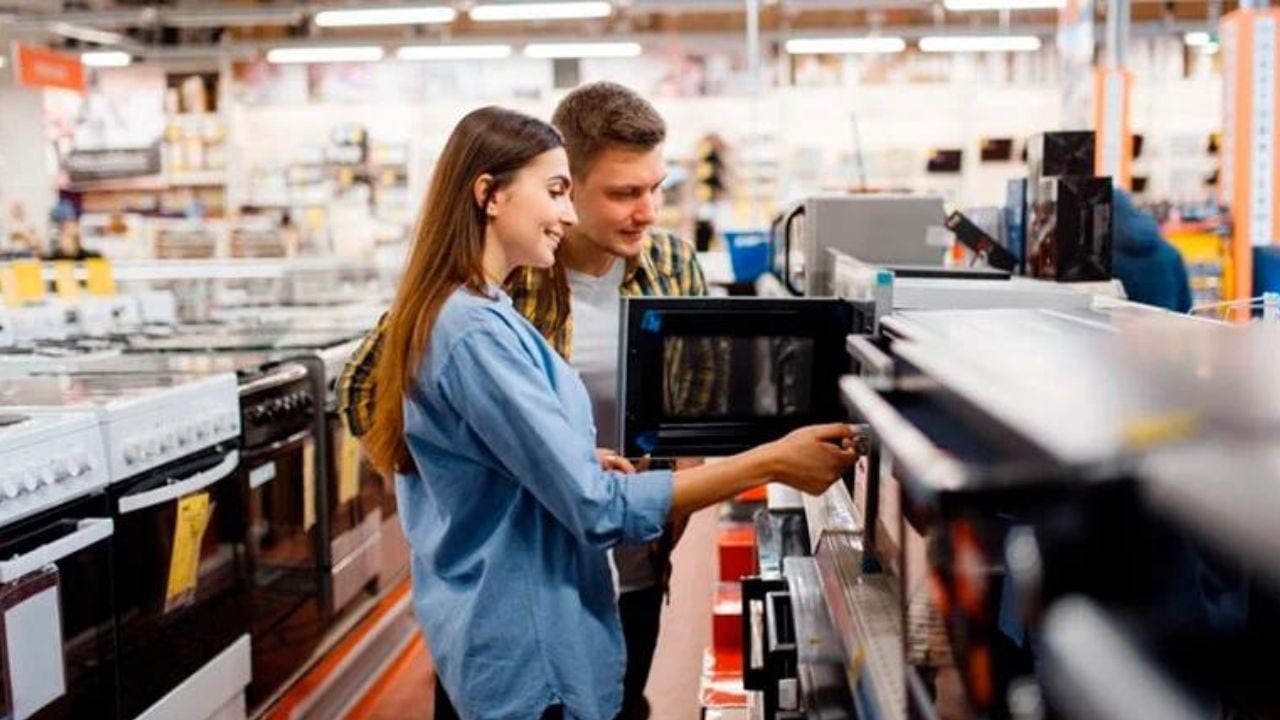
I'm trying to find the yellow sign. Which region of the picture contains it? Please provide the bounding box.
[338,429,362,505]
[303,440,316,532]
[165,492,214,613]
[0,266,20,309]
[84,258,117,296]
[11,260,44,302]
[52,261,80,300]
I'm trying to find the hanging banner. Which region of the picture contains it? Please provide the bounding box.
[14,45,85,93]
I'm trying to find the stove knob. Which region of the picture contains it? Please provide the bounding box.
[124,442,142,465]
[143,437,160,459]
[222,411,240,433]
[1,479,19,499]
[195,418,212,439]
[160,431,178,452]
[67,455,88,477]
[38,466,57,486]
[176,426,193,447]
[21,471,39,493]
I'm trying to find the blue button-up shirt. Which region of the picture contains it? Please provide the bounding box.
[397,286,674,720]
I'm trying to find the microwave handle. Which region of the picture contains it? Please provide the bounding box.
[0,518,114,584]
[118,450,240,515]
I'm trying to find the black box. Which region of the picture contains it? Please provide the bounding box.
[1027,176,1114,282]
[1027,132,1096,181]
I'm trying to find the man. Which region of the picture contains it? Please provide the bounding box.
[339,81,709,719]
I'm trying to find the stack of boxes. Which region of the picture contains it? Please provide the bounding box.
[1021,131,1115,282]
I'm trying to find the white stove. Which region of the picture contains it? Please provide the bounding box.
[0,410,111,527]
[0,372,241,483]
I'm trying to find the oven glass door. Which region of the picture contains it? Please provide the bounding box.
[620,297,853,457]
[111,446,249,719]
[233,428,323,710]
[0,495,116,720]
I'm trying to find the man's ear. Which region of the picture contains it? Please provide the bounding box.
[473,174,496,216]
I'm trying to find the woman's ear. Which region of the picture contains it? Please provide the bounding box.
[473,174,496,217]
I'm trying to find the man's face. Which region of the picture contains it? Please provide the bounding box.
[570,144,666,259]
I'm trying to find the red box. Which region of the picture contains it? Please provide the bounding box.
[712,582,742,652]
[717,523,756,582]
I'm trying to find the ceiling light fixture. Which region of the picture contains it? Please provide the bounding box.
[314,6,457,27]
[1184,31,1213,47]
[919,35,1042,52]
[49,22,126,46]
[266,46,385,64]
[80,51,133,68]
[523,41,641,58]
[943,0,1065,10]
[785,37,907,54]
[471,2,613,22]
[397,44,513,60]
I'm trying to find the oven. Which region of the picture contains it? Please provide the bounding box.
[224,363,326,711]
[109,442,249,720]
[0,494,117,720]
[617,297,859,458]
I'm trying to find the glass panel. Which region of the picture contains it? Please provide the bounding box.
[660,336,814,420]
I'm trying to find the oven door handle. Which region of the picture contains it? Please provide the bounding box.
[118,450,240,515]
[0,518,114,584]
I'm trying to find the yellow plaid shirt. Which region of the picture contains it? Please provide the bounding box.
[338,230,709,439]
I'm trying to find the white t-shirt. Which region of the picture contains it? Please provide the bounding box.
[567,261,657,593]
[566,261,625,450]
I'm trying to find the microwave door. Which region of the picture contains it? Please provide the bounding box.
[619,297,853,458]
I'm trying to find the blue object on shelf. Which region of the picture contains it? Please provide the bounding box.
[1255,246,1280,294]
[724,230,771,282]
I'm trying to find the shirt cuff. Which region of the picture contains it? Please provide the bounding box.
[620,469,674,542]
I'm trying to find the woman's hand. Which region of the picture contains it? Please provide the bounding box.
[596,448,636,474]
[766,423,861,495]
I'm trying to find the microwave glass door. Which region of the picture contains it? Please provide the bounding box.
[619,297,853,457]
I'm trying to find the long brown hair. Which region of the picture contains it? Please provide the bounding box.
[365,106,564,477]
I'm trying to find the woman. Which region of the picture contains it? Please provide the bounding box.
[365,106,858,720]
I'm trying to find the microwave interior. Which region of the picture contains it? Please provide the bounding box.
[619,297,854,457]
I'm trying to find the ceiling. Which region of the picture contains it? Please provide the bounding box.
[0,0,1235,62]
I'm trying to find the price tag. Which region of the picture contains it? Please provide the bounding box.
[52,261,80,300]
[11,261,43,302]
[165,492,213,613]
[84,258,116,296]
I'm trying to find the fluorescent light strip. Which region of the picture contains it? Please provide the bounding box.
[81,51,132,68]
[397,44,513,60]
[49,22,127,46]
[314,6,456,27]
[943,0,1065,10]
[471,2,612,22]
[267,46,385,64]
[523,41,640,58]
[919,35,1042,52]
[785,37,906,54]
[1184,31,1212,47]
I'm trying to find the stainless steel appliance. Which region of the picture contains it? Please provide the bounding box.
[0,372,250,720]
[777,194,947,297]
[0,410,116,720]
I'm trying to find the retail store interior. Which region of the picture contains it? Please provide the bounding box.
[1,0,1279,719]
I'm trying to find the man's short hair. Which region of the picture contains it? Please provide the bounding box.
[552,82,666,179]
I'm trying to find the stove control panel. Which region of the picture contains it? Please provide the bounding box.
[0,412,110,528]
[108,373,241,483]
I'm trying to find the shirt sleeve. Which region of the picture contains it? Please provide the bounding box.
[434,323,673,548]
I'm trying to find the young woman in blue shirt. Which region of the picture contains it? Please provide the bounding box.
[363,106,859,720]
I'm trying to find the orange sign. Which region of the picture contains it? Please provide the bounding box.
[15,45,85,92]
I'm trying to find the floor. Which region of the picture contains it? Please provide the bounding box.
[360,506,720,720]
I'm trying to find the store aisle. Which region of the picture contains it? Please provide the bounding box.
[352,506,719,719]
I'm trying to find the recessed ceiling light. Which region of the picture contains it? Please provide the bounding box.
[314,6,456,27]
[471,2,612,22]
[266,46,385,64]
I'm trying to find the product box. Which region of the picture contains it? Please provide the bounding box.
[1027,176,1114,282]
[1027,132,1096,182]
